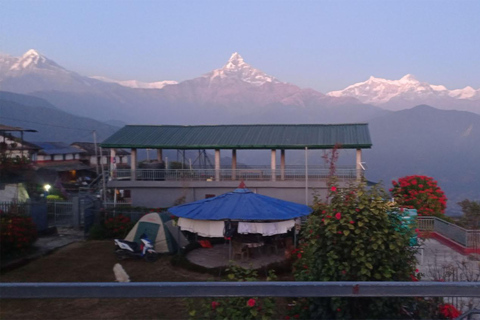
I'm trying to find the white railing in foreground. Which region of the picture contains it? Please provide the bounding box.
[113,168,358,181]
[418,217,480,248]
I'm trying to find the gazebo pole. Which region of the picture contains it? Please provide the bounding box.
[229,239,232,261]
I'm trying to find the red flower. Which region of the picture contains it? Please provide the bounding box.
[285,316,291,320]
[294,315,300,319]
[247,298,256,307]
[439,303,461,319]
[297,253,302,259]
[331,186,337,192]
[349,220,355,224]
[211,301,220,310]
[335,212,341,220]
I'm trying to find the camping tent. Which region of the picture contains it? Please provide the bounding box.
[169,187,312,237]
[124,212,189,253]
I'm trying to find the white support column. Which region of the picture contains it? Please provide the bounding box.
[215,149,221,181]
[280,149,285,181]
[356,148,362,181]
[110,149,116,178]
[232,149,237,181]
[271,149,276,181]
[156,149,163,162]
[131,148,137,181]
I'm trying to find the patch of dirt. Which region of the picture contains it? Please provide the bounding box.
[0,240,213,319]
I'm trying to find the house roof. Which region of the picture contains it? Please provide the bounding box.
[0,124,37,132]
[35,142,86,155]
[101,124,372,150]
[71,142,130,156]
[0,133,41,150]
[35,161,92,172]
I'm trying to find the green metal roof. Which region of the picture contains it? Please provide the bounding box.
[101,124,372,150]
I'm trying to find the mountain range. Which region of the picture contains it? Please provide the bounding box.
[328,74,480,113]
[1,49,478,124]
[0,49,479,214]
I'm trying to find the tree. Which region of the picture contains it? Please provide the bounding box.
[390,175,447,216]
[458,199,480,229]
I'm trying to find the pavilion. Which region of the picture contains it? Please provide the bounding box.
[101,124,372,207]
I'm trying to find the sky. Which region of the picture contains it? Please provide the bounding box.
[1,0,479,93]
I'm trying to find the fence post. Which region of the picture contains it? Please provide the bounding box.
[72,196,80,229]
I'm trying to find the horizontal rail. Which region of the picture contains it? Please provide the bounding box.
[418,216,480,248]
[1,282,479,299]
[113,168,358,181]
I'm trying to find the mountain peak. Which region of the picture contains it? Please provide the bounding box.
[224,52,246,70]
[399,74,418,83]
[9,49,65,72]
[10,49,48,71]
[204,52,281,86]
[23,49,41,58]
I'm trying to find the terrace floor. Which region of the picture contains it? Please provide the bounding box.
[417,238,480,281]
[185,243,287,269]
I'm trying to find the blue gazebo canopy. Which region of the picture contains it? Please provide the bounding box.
[168,188,312,221]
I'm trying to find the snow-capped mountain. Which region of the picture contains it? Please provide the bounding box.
[327,74,480,112]
[90,76,177,89]
[0,53,18,75]
[204,52,281,86]
[0,49,106,93]
[8,49,66,73]
[0,49,374,123]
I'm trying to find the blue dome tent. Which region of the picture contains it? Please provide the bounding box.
[168,184,312,260]
[169,187,312,221]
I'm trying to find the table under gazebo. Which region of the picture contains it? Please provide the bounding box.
[168,183,312,266]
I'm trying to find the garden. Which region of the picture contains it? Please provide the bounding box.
[1,172,476,319]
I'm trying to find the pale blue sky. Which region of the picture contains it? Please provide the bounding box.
[1,0,479,92]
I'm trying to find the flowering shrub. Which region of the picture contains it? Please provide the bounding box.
[0,211,38,255]
[186,265,277,320]
[439,303,461,319]
[104,215,133,238]
[290,181,426,319]
[391,175,447,216]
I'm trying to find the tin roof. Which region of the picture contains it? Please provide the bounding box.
[101,124,372,150]
[35,142,86,155]
[71,142,130,156]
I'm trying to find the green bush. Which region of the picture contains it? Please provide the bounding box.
[290,181,436,319]
[88,223,107,240]
[0,211,38,256]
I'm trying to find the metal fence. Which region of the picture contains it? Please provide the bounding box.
[1,281,479,299]
[114,168,357,182]
[0,201,30,215]
[46,201,74,227]
[418,217,480,249]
